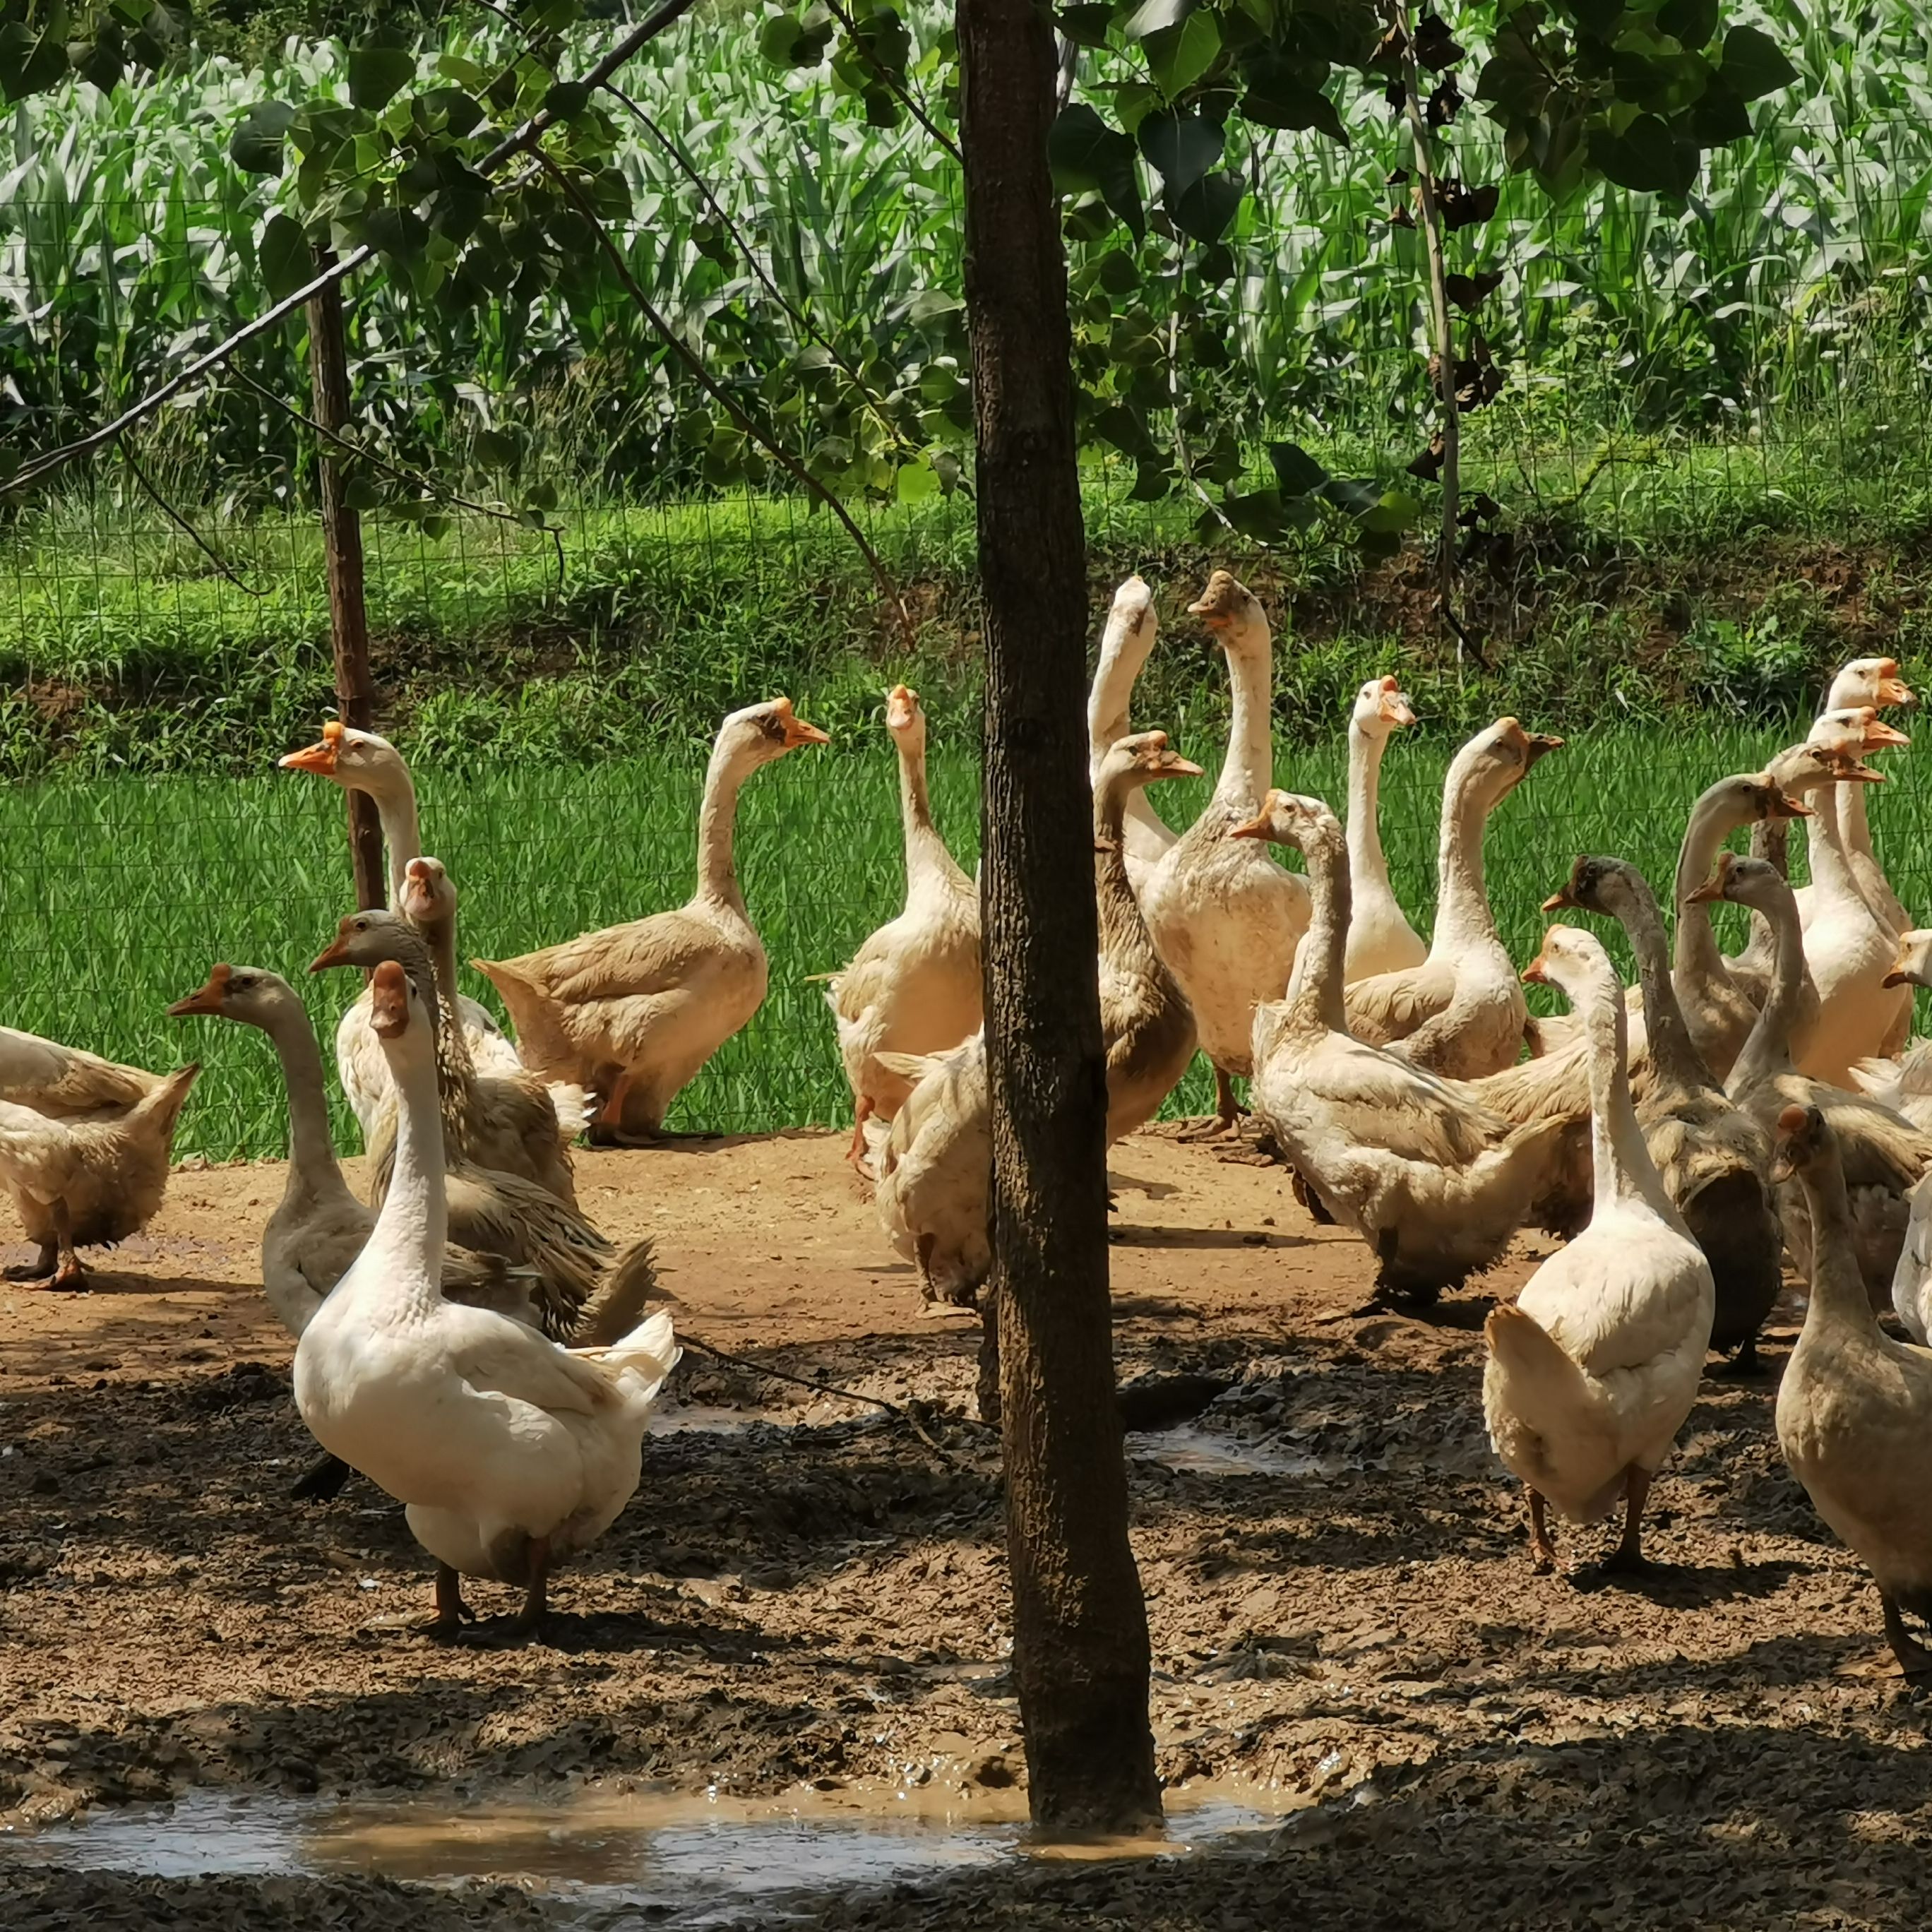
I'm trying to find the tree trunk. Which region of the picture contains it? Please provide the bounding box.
[955,0,1161,1835]
[306,252,386,912]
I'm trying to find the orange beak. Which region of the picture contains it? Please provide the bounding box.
[772,698,830,749]
[167,964,232,1017]
[1162,756,1205,779]
[1525,732,1564,765]
[1763,781,1813,818]
[1864,720,1912,751]
[280,719,345,775]
[1381,688,1417,727]
[1228,812,1271,842]
[310,932,354,973]
[1520,951,1550,986]
[885,685,918,731]
[1684,870,1728,907]
[1541,888,1575,913]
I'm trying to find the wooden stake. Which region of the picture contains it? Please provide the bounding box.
[306,251,386,912]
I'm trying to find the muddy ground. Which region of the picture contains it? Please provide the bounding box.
[2,1128,1930,1928]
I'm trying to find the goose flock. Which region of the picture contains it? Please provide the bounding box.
[5,577,1932,1674]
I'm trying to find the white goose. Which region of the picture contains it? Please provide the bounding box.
[1482,926,1714,1574]
[293,961,680,1639]
[828,686,980,1169]
[1138,571,1308,1131]
[280,722,517,1135]
[1342,675,1426,983]
[1085,574,1176,891]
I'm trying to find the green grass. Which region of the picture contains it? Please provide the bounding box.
[2,718,1916,1162]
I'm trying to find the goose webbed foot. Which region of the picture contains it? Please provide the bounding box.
[4,1245,58,1283]
[501,1539,552,1645]
[1594,1469,1654,1577]
[1527,1489,1558,1575]
[1177,1068,1246,1141]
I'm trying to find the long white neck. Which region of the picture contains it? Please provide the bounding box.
[1798,1152,1883,1330]
[360,766,423,909]
[1575,956,1671,1218]
[1089,636,1174,865]
[1840,777,1875,861]
[365,1023,447,1317]
[695,741,755,910]
[1806,781,1864,907]
[261,993,357,1210]
[1287,823,1350,1034]
[1094,776,1167,990]
[1673,785,1743,982]
[1213,621,1275,814]
[1345,722,1400,918]
[1430,756,1498,955]
[1611,875,1708,1093]
[1731,888,1804,1092]
[898,734,970,897]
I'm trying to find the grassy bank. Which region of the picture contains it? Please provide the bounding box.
[9,447,1932,782]
[4,719,1920,1162]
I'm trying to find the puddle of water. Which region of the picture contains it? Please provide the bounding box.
[0,1782,1282,1923]
[1130,1417,1499,1481]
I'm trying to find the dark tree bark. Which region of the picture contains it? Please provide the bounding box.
[956,0,1161,1835]
[307,253,386,912]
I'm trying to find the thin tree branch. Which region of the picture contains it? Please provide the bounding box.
[119,443,268,597]
[226,365,568,583]
[536,151,914,645]
[604,83,915,463]
[6,0,707,499]
[821,0,962,163]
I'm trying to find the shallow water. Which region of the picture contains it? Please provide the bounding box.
[0,1782,1283,1922]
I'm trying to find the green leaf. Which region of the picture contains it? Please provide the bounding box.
[1049,103,1145,240]
[1268,441,1327,496]
[347,43,417,112]
[1686,77,1751,146]
[73,32,126,93]
[1059,4,1114,47]
[229,100,297,177]
[524,479,560,513]
[1590,114,1697,195]
[472,429,518,470]
[1722,23,1799,102]
[908,289,964,328]
[1095,248,1140,294]
[342,474,385,513]
[1320,476,1381,517]
[758,12,802,61]
[895,457,939,502]
[1239,78,1348,144]
[1128,460,1172,501]
[1360,487,1420,535]
[256,213,313,303]
[1121,0,1191,39]
[542,80,590,119]
[362,205,430,259]
[1169,169,1241,244]
[1145,11,1221,96]
[1138,108,1222,199]
[1657,0,1719,47]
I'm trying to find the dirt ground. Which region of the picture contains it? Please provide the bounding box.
[4,1127,1932,1928]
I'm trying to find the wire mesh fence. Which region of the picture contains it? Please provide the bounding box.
[9,16,1932,1158]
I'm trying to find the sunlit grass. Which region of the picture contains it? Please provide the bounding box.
[0,719,1909,1161]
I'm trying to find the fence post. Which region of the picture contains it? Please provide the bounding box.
[306,249,386,912]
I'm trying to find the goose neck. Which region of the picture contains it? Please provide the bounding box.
[1431,763,1496,953]
[263,994,356,1208]
[1287,823,1350,1034]
[1806,782,1861,900]
[359,768,422,909]
[1798,1155,1883,1329]
[1095,780,1163,981]
[898,737,962,890]
[1576,959,1660,1212]
[1612,878,1707,1091]
[367,1025,448,1315]
[1213,622,1275,813]
[1675,787,1743,980]
[696,742,753,910]
[1345,722,1393,898]
[1732,887,1804,1092]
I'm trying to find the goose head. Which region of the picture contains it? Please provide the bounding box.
[167,962,299,1027]
[718,696,831,773]
[369,958,429,1049]
[1684,850,1791,918]
[310,909,441,1017]
[1520,922,1618,1010]
[1827,656,1915,714]
[1351,674,1416,741]
[1542,853,1647,922]
[279,720,411,799]
[1768,1100,1829,1188]
[1885,929,1932,990]
[1452,715,1563,808]
[1188,570,1267,655]
[1763,740,1883,801]
[1697,770,1817,834]
[884,685,926,756]
[1107,573,1157,652]
[398,855,458,934]
[1811,704,1909,762]
[1229,788,1342,858]
[1096,729,1201,803]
